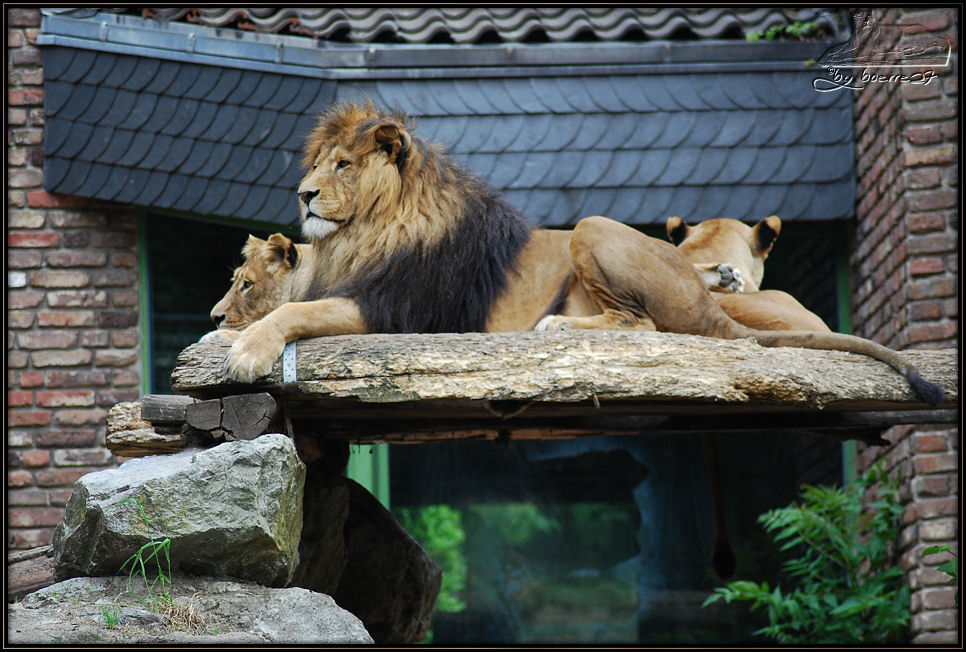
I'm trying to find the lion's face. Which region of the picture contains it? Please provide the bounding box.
[210,233,298,330]
[296,101,411,243]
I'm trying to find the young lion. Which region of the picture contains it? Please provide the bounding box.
[223,99,943,412]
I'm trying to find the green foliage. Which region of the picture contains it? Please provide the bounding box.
[922,545,959,604]
[118,497,174,609]
[746,21,823,42]
[395,505,467,613]
[101,606,120,629]
[703,462,911,644]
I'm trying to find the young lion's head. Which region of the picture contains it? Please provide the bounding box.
[297,99,413,242]
[209,233,300,330]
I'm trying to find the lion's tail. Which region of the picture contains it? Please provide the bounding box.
[749,330,946,406]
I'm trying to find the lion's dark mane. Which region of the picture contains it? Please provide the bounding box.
[317,161,534,334]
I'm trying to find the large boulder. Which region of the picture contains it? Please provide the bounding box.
[52,434,305,587]
[6,575,373,644]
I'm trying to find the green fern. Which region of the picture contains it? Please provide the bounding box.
[703,462,910,644]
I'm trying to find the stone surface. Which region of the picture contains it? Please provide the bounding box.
[334,478,442,644]
[6,575,373,644]
[52,434,305,587]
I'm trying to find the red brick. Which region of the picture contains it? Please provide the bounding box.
[7,529,51,549]
[45,250,108,267]
[48,211,107,229]
[47,290,108,308]
[30,350,93,368]
[27,190,90,208]
[905,98,958,122]
[7,470,34,487]
[112,330,139,348]
[908,277,956,300]
[914,453,959,474]
[6,8,41,27]
[19,371,45,388]
[52,408,108,426]
[7,410,51,426]
[37,311,96,327]
[7,488,48,506]
[906,212,948,233]
[8,231,59,247]
[21,449,50,467]
[35,430,98,448]
[17,331,77,349]
[900,9,952,33]
[112,370,140,386]
[92,232,136,248]
[35,468,93,487]
[903,144,957,167]
[904,167,941,189]
[96,388,140,406]
[907,322,957,343]
[905,189,958,212]
[81,331,109,348]
[6,507,64,528]
[7,88,43,106]
[46,370,108,387]
[903,81,942,102]
[36,390,96,407]
[914,496,958,519]
[54,448,113,467]
[95,350,138,367]
[7,351,28,368]
[48,489,75,506]
[7,250,43,268]
[7,391,33,407]
[29,270,90,288]
[920,587,958,610]
[7,290,44,309]
[91,269,137,288]
[909,257,946,275]
[7,311,34,328]
[111,252,138,267]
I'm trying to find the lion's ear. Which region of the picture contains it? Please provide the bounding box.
[241,234,266,260]
[266,233,299,269]
[752,215,782,257]
[666,216,690,245]
[373,123,411,175]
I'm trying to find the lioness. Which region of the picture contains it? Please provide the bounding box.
[667,215,831,332]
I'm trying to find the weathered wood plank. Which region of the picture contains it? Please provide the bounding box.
[172,331,958,409]
[7,545,55,602]
[106,401,187,458]
[141,394,198,424]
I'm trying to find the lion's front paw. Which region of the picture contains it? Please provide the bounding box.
[716,264,745,293]
[200,329,242,344]
[224,322,286,383]
[534,315,572,331]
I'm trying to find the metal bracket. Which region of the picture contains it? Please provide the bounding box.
[282,341,297,383]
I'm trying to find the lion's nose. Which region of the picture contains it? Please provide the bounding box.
[299,190,319,205]
[211,310,225,327]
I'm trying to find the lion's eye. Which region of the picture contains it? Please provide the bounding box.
[240,280,253,292]
[336,160,351,170]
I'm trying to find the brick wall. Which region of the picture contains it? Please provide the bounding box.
[7,7,139,549]
[850,8,959,645]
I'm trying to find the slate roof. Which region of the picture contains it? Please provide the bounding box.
[39,11,855,228]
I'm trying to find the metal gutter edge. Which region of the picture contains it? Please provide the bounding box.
[37,12,839,79]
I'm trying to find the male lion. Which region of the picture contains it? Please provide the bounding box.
[224,99,943,412]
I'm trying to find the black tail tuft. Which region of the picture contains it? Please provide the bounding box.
[910,372,945,406]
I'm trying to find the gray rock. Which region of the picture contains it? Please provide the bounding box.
[6,575,373,644]
[52,434,305,587]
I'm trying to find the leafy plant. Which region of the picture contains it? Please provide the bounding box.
[747,21,824,42]
[703,462,910,644]
[118,497,174,608]
[922,544,958,604]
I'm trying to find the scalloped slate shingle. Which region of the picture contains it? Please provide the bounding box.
[42,44,854,227]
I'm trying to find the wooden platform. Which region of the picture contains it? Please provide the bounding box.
[169,331,959,446]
